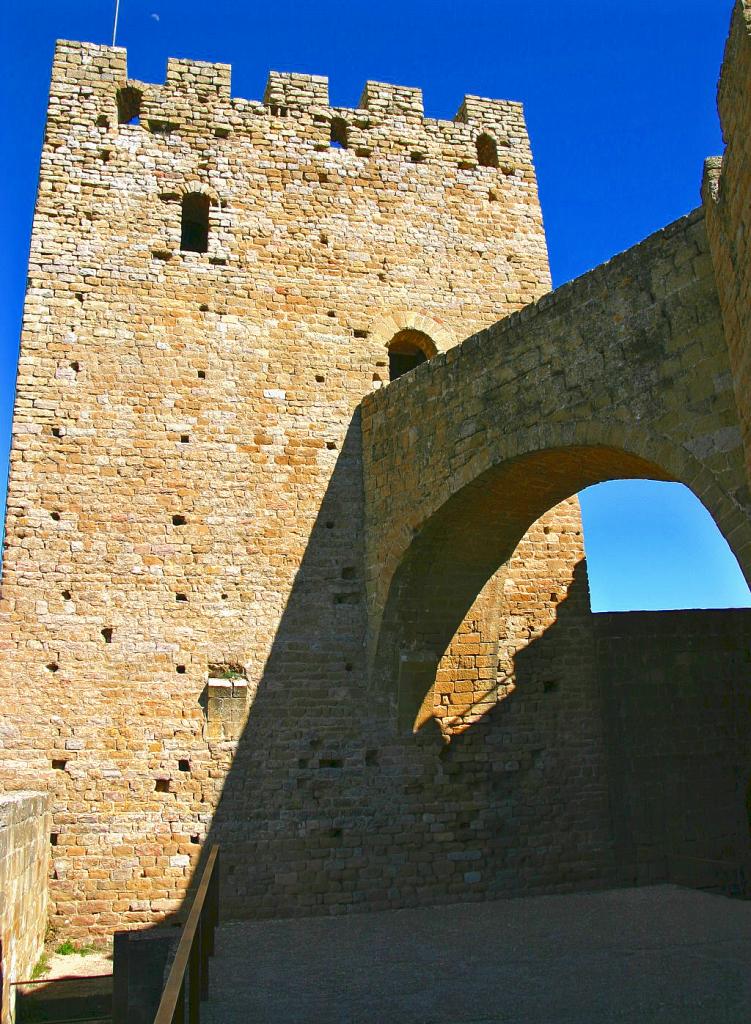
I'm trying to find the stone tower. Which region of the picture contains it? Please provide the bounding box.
[0,41,592,933]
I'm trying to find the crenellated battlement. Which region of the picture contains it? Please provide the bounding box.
[47,39,533,166]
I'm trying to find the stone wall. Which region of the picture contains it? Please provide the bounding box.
[0,41,582,933]
[432,496,585,736]
[0,792,50,1023]
[596,610,751,891]
[705,0,751,494]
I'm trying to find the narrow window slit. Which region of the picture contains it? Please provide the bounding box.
[116,86,142,125]
[180,193,210,253]
[330,118,348,149]
[476,133,499,168]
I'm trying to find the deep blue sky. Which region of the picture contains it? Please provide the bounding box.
[2,0,749,610]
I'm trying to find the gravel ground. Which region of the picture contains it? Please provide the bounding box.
[203,885,751,1024]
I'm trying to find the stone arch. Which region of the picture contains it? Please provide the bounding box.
[362,209,751,737]
[387,329,436,380]
[368,416,751,658]
[368,429,751,730]
[175,180,222,207]
[368,310,457,356]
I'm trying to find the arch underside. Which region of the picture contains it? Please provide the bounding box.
[372,445,681,724]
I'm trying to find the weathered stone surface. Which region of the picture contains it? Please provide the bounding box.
[0,792,50,1022]
[0,40,567,934]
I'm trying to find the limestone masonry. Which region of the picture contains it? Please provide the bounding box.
[1,1,751,954]
[0,793,49,1021]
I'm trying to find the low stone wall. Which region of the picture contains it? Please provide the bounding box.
[596,609,751,890]
[0,792,50,1022]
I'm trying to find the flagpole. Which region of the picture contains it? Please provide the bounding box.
[112,0,121,46]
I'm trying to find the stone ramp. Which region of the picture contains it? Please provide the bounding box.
[203,885,751,1024]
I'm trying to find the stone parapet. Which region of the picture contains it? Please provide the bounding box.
[0,792,50,1023]
[46,40,534,169]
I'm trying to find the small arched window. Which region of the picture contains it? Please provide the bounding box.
[330,118,349,149]
[181,193,210,253]
[116,86,142,125]
[388,329,434,381]
[476,133,499,168]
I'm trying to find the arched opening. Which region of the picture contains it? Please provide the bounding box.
[476,132,498,168]
[330,118,348,149]
[371,443,750,718]
[116,86,142,125]
[372,445,751,896]
[387,329,434,381]
[180,193,210,254]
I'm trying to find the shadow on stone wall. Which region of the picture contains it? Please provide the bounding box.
[179,418,751,923]
[596,608,751,893]
[194,420,619,919]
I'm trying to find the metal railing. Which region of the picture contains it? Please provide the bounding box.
[153,844,220,1024]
